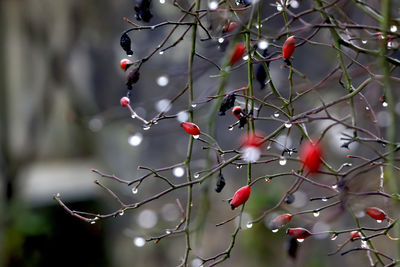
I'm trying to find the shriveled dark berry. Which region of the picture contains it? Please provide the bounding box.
[215,172,226,193]
[238,116,247,128]
[126,68,140,90]
[218,39,229,52]
[235,0,251,6]
[256,64,267,90]
[286,237,298,259]
[218,93,236,116]
[135,0,153,23]
[284,194,295,204]
[120,33,133,55]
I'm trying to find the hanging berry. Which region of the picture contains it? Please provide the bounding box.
[120,97,130,107]
[126,68,140,90]
[299,140,322,174]
[120,33,133,56]
[229,43,246,66]
[215,172,226,193]
[282,36,295,60]
[232,106,243,120]
[269,213,292,230]
[181,122,201,136]
[350,231,361,240]
[218,93,236,115]
[365,207,387,222]
[222,22,238,33]
[134,0,153,22]
[120,59,133,71]
[284,194,295,204]
[230,185,251,210]
[286,237,298,259]
[256,64,267,89]
[286,228,312,240]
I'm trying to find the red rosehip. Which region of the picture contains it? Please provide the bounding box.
[286,228,312,240]
[299,141,322,173]
[222,22,238,33]
[240,131,264,148]
[181,122,201,136]
[230,185,251,210]
[120,96,130,107]
[270,213,292,230]
[120,59,133,71]
[232,106,243,119]
[282,36,295,59]
[350,231,361,240]
[229,43,246,66]
[365,207,387,221]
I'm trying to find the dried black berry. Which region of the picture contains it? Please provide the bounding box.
[238,116,247,128]
[135,0,153,23]
[218,39,229,52]
[120,33,133,56]
[284,194,295,204]
[215,172,226,193]
[256,64,267,90]
[126,68,140,90]
[286,237,298,259]
[218,93,236,116]
[235,0,251,6]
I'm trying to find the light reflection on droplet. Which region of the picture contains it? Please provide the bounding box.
[194,173,200,178]
[279,157,287,166]
[242,55,249,61]
[382,101,388,107]
[191,104,197,108]
[331,234,338,240]
[390,25,398,32]
[132,187,138,194]
[159,0,165,3]
[173,167,185,178]
[128,133,143,146]
[377,220,382,223]
[284,123,292,128]
[272,229,279,233]
[313,211,320,217]
[273,112,280,118]
[228,126,234,131]
[362,40,367,44]
[156,75,169,87]
[133,237,146,247]
[218,38,224,44]
[159,51,164,55]
[90,221,96,224]
[193,135,200,139]
[246,222,253,229]
[258,40,269,50]
[297,238,304,243]
[321,198,328,202]
[208,1,218,10]
[119,211,124,216]
[166,230,171,234]
[290,0,299,8]
[143,125,151,131]
[191,258,203,267]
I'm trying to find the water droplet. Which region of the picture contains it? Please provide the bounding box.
[284,123,292,128]
[258,40,269,50]
[390,25,398,33]
[242,55,249,61]
[143,125,151,131]
[362,40,367,44]
[133,237,146,247]
[128,54,132,57]
[193,135,200,139]
[150,26,155,30]
[290,0,299,8]
[166,230,171,234]
[276,3,283,11]
[131,113,137,119]
[321,198,328,202]
[128,133,143,146]
[332,184,338,189]
[208,1,218,10]
[246,222,253,229]
[176,111,189,122]
[236,165,242,169]
[382,102,388,107]
[228,126,234,131]
[159,51,164,55]
[194,173,200,178]
[266,145,271,150]
[313,211,320,217]
[365,106,370,110]
[361,240,368,248]
[296,238,304,243]
[279,157,287,166]
[331,234,338,240]
[265,177,271,182]
[159,0,165,3]
[90,221,96,224]
[156,76,169,87]
[119,211,124,216]
[272,229,279,233]
[273,112,280,118]
[191,104,197,108]
[132,187,138,194]
[377,220,382,223]
[218,37,224,44]
[173,167,185,178]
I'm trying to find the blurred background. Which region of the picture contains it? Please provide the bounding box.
[1,0,400,266]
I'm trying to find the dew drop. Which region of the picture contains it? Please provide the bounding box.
[362,40,367,44]
[191,103,197,108]
[194,173,200,178]
[119,211,125,216]
[90,221,96,224]
[173,167,185,178]
[279,157,287,166]
[377,220,382,223]
[218,37,224,44]
[132,187,138,194]
[332,184,338,189]
[272,229,279,233]
[236,165,242,169]
[265,177,271,182]
[246,222,253,229]
[128,54,132,57]
[228,126,234,131]
[156,76,169,87]
[276,3,283,11]
[365,106,370,110]
[331,234,338,240]
[382,102,388,107]
[143,125,151,131]
[361,240,368,248]
[242,55,249,61]
[193,135,200,139]
[128,133,143,147]
[159,51,164,55]
[150,26,155,30]
[290,0,299,8]
[313,211,320,217]
[131,113,137,119]
[134,237,146,247]
[266,145,271,150]
[159,0,165,3]
[284,123,292,128]
[273,112,280,118]
[208,1,218,10]
[321,198,328,202]
[296,239,304,243]
[390,25,398,33]
[166,230,171,234]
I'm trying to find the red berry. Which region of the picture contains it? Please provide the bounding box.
[232,106,243,119]
[120,59,133,71]
[229,43,246,66]
[286,228,312,240]
[181,122,201,136]
[120,97,130,107]
[350,231,361,240]
[223,22,238,33]
[240,131,264,148]
[270,213,292,230]
[230,185,251,210]
[282,36,295,59]
[365,207,387,221]
[299,141,322,173]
